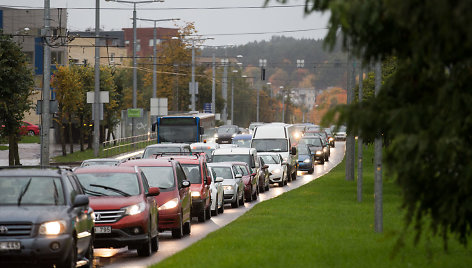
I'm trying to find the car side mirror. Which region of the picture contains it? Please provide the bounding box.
[73,194,89,207]
[182,180,191,188]
[147,187,160,196]
[235,174,242,179]
[291,147,297,155]
[215,176,224,183]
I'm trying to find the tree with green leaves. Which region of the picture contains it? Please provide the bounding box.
[0,33,35,166]
[270,0,472,247]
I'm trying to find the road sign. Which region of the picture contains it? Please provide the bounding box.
[127,108,143,118]
[203,103,212,113]
[150,98,168,116]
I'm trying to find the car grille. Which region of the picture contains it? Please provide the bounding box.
[94,210,125,224]
[0,222,32,237]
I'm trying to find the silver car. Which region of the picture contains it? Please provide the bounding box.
[258,152,288,186]
[208,167,224,216]
[208,162,244,208]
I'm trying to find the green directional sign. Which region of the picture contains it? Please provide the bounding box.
[127,108,143,118]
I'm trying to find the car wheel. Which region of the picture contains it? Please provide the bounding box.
[183,220,191,235]
[27,130,35,136]
[320,158,325,165]
[172,214,184,239]
[246,188,252,202]
[198,207,206,222]
[291,170,297,181]
[211,195,219,216]
[231,192,239,208]
[308,167,314,174]
[252,186,257,201]
[151,235,159,252]
[137,231,152,257]
[205,204,211,220]
[83,238,94,268]
[265,182,270,191]
[239,191,245,206]
[218,200,224,214]
[58,238,77,268]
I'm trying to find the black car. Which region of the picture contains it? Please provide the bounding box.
[214,125,240,144]
[299,136,326,164]
[0,166,94,267]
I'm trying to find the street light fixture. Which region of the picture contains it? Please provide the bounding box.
[105,0,164,139]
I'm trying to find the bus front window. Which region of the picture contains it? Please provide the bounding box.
[158,125,198,143]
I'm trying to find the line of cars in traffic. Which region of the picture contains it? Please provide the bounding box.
[0,122,340,267]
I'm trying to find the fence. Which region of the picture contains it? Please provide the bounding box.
[101,132,157,158]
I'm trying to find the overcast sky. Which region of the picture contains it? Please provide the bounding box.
[2,0,329,46]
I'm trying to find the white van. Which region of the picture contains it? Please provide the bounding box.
[251,123,298,181]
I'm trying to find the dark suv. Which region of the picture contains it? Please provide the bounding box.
[0,166,94,267]
[75,166,160,257]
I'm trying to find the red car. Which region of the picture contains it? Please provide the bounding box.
[75,166,160,256]
[120,158,192,239]
[20,121,40,136]
[157,153,212,222]
[233,162,258,202]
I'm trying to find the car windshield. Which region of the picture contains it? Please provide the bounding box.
[324,129,333,136]
[143,147,182,158]
[212,154,251,166]
[232,139,251,148]
[209,167,233,179]
[260,155,279,164]
[300,138,322,147]
[251,139,288,152]
[77,173,140,197]
[181,164,202,184]
[0,177,65,206]
[297,145,310,155]
[338,126,347,132]
[139,166,175,190]
[217,126,237,134]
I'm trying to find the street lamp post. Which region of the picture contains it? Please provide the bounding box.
[258,59,267,122]
[281,86,285,122]
[106,0,163,139]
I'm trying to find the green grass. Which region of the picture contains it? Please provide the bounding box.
[153,145,471,268]
[0,135,40,150]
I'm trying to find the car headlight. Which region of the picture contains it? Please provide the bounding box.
[329,137,334,142]
[272,168,281,174]
[214,133,219,138]
[191,191,201,197]
[303,158,311,163]
[159,198,179,211]
[123,201,146,216]
[323,147,328,152]
[232,133,236,137]
[316,151,323,155]
[223,185,233,191]
[39,220,66,235]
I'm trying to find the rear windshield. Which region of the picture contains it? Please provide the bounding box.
[77,173,140,197]
[0,177,65,206]
[232,139,251,148]
[212,154,251,166]
[143,147,182,158]
[181,164,202,184]
[139,166,175,190]
[209,167,233,179]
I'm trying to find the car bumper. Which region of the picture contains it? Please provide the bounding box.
[158,210,182,232]
[269,173,283,183]
[94,229,149,249]
[0,234,73,266]
[298,162,313,171]
[223,190,237,203]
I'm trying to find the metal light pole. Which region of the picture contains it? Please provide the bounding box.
[212,53,216,113]
[93,0,100,157]
[357,66,364,202]
[231,69,238,123]
[282,89,285,123]
[374,61,383,232]
[258,59,267,122]
[221,58,228,123]
[40,0,51,166]
[106,0,163,138]
[136,17,179,121]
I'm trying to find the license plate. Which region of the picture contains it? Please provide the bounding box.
[94,226,112,234]
[0,241,21,250]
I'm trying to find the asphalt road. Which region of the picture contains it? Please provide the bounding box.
[92,142,346,268]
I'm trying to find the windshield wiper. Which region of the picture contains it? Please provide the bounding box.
[17,178,32,206]
[83,188,106,197]
[89,184,131,197]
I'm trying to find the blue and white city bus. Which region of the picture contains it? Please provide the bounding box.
[152,112,215,144]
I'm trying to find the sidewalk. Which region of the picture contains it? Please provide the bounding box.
[0,143,81,166]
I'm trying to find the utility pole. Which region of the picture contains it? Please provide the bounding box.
[282,89,285,123]
[212,53,216,113]
[221,58,228,123]
[345,45,355,181]
[374,61,383,232]
[93,0,100,157]
[40,0,51,166]
[191,39,196,111]
[258,59,267,122]
[357,65,363,202]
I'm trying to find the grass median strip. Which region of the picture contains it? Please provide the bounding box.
[153,145,471,268]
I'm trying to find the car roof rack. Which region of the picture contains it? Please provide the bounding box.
[0,165,73,174]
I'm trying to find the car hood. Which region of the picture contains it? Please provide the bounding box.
[89,195,143,210]
[266,164,282,172]
[155,190,178,207]
[0,206,69,223]
[308,145,323,152]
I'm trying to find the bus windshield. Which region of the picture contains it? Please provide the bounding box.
[158,125,198,143]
